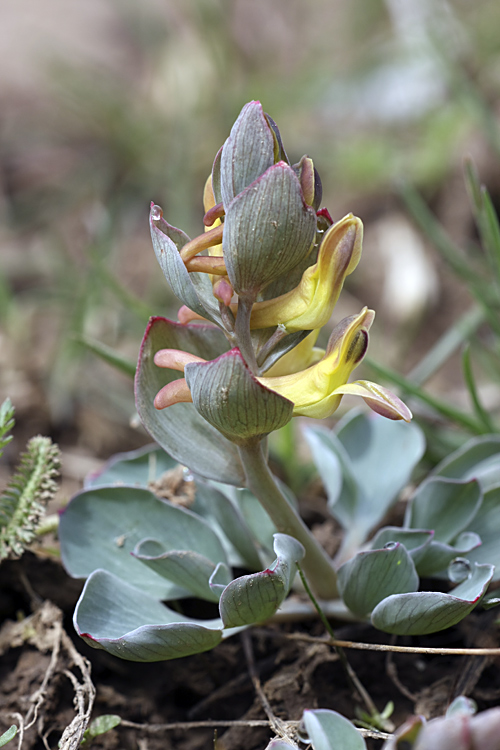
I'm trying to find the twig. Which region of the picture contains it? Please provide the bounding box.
[118,719,392,741]
[285,633,500,655]
[241,631,298,747]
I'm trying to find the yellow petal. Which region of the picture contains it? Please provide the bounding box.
[258,308,374,419]
[245,214,363,332]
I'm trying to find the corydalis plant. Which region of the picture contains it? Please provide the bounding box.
[0,398,61,560]
[135,101,410,599]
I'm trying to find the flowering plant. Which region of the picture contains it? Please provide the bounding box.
[58,103,500,663]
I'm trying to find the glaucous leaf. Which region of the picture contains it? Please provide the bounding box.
[302,709,367,750]
[150,207,222,325]
[414,531,482,578]
[220,534,304,627]
[415,531,481,578]
[185,349,293,443]
[74,569,223,661]
[135,317,245,485]
[85,443,176,489]
[405,477,482,544]
[306,413,424,557]
[433,435,500,491]
[60,485,228,599]
[132,538,231,602]
[371,562,494,635]
[338,544,419,618]
[264,741,296,750]
[192,480,263,570]
[370,527,434,567]
[462,486,500,579]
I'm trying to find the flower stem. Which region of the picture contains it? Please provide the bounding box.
[234,295,258,372]
[237,438,338,599]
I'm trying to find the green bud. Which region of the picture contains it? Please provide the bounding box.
[220,101,276,209]
[222,162,317,296]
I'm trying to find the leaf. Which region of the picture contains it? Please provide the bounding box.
[0,436,60,560]
[370,527,434,567]
[303,427,346,510]
[0,398,15,458]
[302,709,367,750]
[82,715,121,744]
[85,443,177,488]
[432,434,500,491]
[264,741,296,750]
[219,534,304,627]
[185,349,293,443]
[405,477,482,544]
[150,209,222,326]
[306,413,425,556]
[192,481,262,570]
[0,726,17,748]
[60,485,228,600]
[338,544,419,618]
[218,484,277,555]
[135,317,245,486]
[74,569,223,661]
[74,335,137,378]
[371,563,494,635]
[462,486,500,579]
[132,538,231,602]
[414,531,482,578]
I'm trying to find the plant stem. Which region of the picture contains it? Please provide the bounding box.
[234,295,258,372]
[237,438,338,599]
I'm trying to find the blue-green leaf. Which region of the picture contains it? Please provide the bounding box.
[306,413,425,558]
[371,563,494,635]
[433,435,500,491]
[132,538,231,602]
[74,570,223,661]
[135,317,245,485]
[85,443,177,489]
[150,208,222,326]
[219,534,304,627]
[185,349,293,443]
[338,544,419,618]
[462,485,500,579]
[414,531,482,578]
[60,485,228,599]
[302,709,367,750]
[370,527,433,567]
[405,477,482,544]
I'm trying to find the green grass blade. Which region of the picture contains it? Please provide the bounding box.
[73,335,137,378]
[364,358,487,435]
[461,344,496,432]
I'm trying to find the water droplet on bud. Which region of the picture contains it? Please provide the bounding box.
[151,204,163,221]
[383,541,398,550]
[448,557,471,583]
[182,466,194,482]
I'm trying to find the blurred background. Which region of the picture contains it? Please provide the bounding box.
[1,0,500,484]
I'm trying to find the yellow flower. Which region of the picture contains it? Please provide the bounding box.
[258,308,411,421]
[247,213,363,332]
